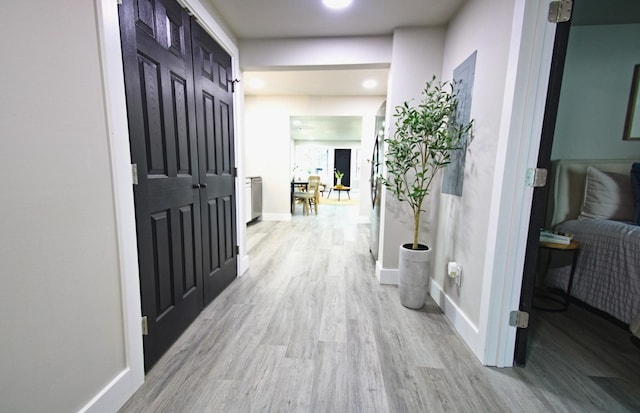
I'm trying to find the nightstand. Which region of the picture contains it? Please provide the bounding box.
[534,240,580,312]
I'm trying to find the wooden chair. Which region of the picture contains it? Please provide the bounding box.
[293,176,320,215]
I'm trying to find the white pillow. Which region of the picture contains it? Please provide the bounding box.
[580,166,635,221]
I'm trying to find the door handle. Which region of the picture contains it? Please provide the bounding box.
[200,183,207,188]
[192,184,201,189]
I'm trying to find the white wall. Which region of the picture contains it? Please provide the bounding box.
[377,27,446,283]
[375,0,522,359]
[245,96,384,221]
[430,0,516,329]
[0,1,129,412]
[552,24,640,159]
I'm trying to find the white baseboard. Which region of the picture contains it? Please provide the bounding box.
[261,213,292,221]
[239,254,250,276]
[79,367,141,413]
[429,278,482,358]
[376,261,398,285]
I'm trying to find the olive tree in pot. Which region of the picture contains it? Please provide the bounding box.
[382,77,473,309]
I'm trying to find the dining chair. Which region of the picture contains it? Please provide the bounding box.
[293,176,320,215]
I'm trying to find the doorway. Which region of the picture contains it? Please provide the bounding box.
[334,149,351,187]
[515,0,640,365]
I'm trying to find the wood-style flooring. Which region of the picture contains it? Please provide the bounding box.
[120,204,640,412]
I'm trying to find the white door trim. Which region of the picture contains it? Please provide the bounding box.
[478,0,558,367]
[82,1,145,411]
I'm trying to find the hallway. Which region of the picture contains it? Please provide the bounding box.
[120,204,640,412]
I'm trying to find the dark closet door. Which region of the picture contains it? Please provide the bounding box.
[191,24,237,305]
[119,0,237,371]
[119,0,203,371]
[334,149,351,186]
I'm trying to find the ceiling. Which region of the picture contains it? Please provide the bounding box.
[205,0,467,40]
[205,0,467,97]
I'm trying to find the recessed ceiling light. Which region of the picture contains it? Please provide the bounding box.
[362,79,377,89]
[322,0,352,10]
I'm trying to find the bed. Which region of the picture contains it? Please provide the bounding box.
[543,159,640,335]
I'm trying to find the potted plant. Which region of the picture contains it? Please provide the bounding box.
[382,77,473,309]
[334,169,344,187]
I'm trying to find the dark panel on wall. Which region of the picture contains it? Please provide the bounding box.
[442,50,476,196]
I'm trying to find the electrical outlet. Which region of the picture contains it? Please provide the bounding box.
[447,261,458,278]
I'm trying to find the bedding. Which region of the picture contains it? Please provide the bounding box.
[543,159,639,328]
[545,218,640,325]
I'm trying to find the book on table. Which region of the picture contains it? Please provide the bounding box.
[539,228,573,245]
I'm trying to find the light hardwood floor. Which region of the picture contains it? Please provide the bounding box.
[120,204,640,412]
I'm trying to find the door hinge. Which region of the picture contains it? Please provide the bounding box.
[141,316,149,335]
[509,310,529,328]
[132,163,139,185]
[235,245,240,255]
[231,79,240,93]
[548,1,572,23]
[233,167,238,178]
[525,168,547,188]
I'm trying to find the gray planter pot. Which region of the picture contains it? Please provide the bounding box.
[398,243,431,309]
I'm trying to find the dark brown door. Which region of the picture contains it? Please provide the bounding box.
[514,11,572,366]
[334,149,351,186]
[191,24,237,305]
[119,0,236,371]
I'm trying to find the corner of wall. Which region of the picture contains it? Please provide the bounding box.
[376,260,398,285]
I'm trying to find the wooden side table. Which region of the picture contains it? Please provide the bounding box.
[534,240,580,311]
[327,185,351,201]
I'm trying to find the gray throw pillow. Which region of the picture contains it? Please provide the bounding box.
[580,166,635,222]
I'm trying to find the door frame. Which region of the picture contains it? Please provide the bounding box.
[478,0,559,367]
[514,7,572,365]
[92,0,245,408]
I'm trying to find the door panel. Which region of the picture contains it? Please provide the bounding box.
[192,24,237,305]
[120,0,203,371]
